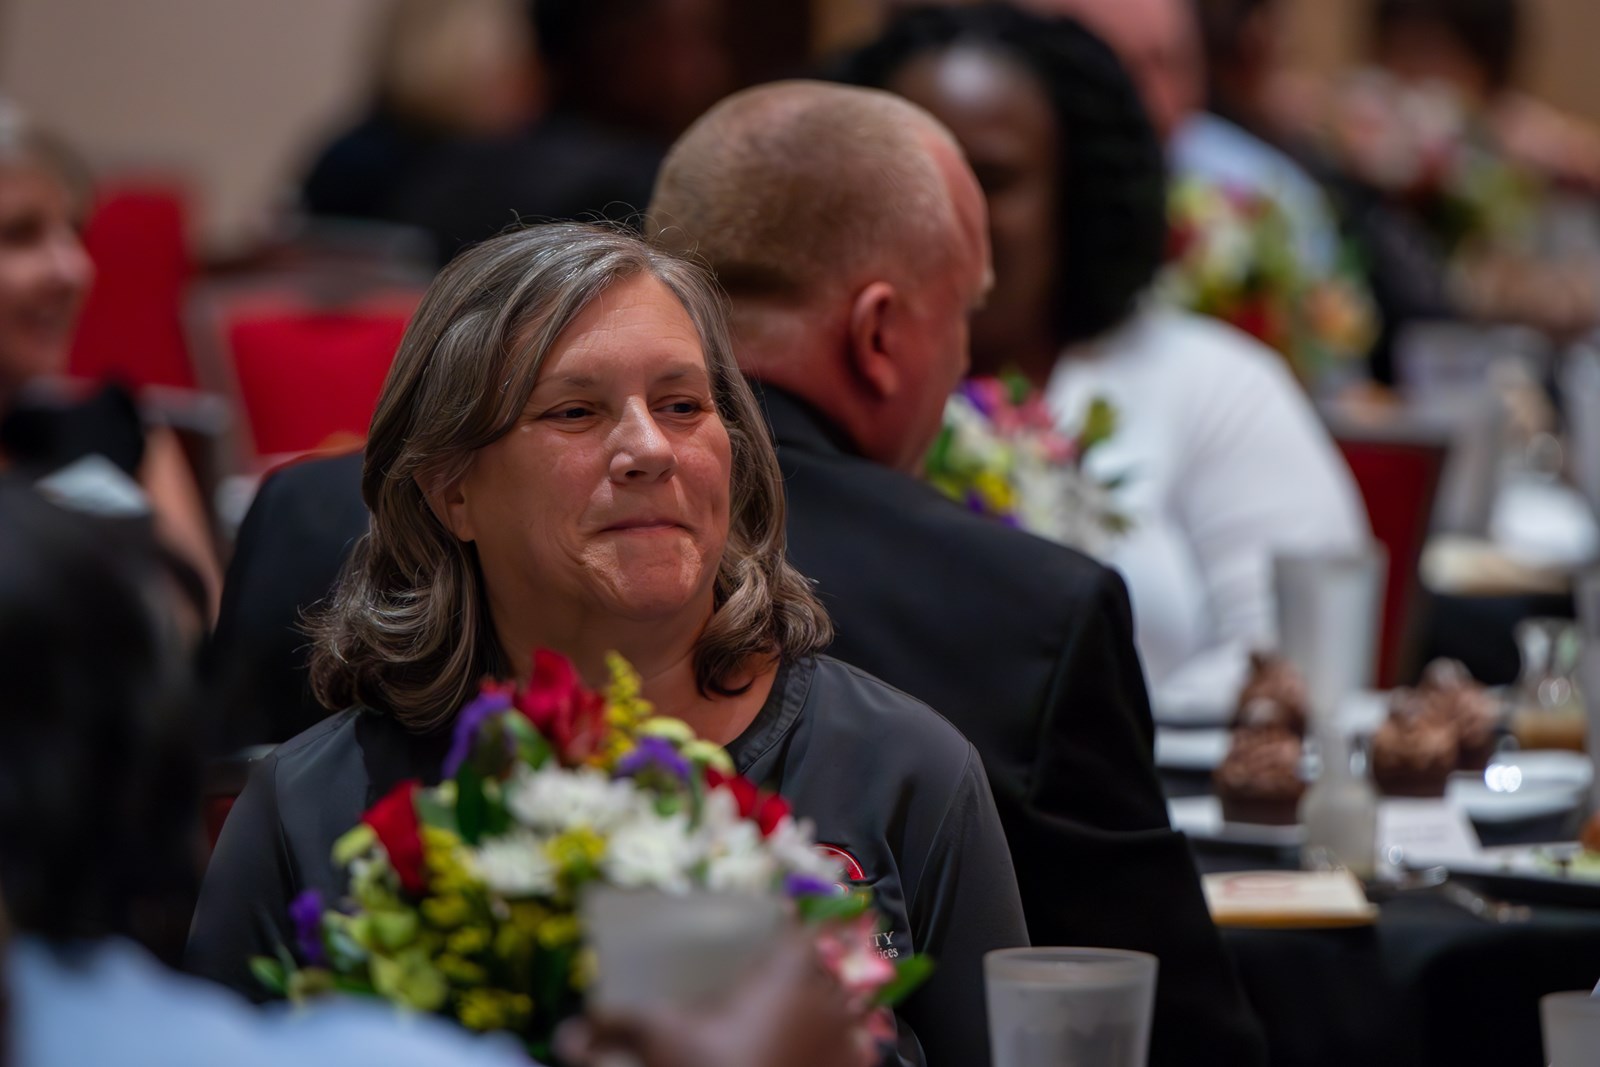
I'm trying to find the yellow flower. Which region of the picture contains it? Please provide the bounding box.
[447,925,490,956]
[457,989,533,1032]
[508,900,550,935]
[422,893,472,930]
[437,952,488,987]
[370,948,449,1012]
[602,651,655,744]
[972,470,1016,512]
[536,912,582,949]
[571,946,598,991]
[493,924,531,961]
[636,716,693,745]
[422,827,476,894]
[682,738,734,775]
[547,828,606,879]
[369,908,419,951]
[331,824,378,866]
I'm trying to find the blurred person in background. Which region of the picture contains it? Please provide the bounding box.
[1022,0,1346,277]
[0,479,880,1067]
[300,0,541,225]
[385,0,737,262]
[1371,0,1600,191]
[843,5,1367,724]
[0,102,220,614]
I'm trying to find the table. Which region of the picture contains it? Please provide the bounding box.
[1165,770,1600,1066]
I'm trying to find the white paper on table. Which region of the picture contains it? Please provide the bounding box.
[1377,799,1482,868]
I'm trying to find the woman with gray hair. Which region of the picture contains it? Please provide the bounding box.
[187,222,1026,1065]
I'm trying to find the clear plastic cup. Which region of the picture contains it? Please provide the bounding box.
[581,886,785,1011]
[1541,991,1600,1066]
[984,947,1158,1067]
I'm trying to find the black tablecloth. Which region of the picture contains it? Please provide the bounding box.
[1166,771,1600,1066]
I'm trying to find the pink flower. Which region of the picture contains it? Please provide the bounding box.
[815,913,897,1002]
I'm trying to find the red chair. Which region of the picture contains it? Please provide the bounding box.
[202,745,274,853]
[187,275,424,467]
[68,178,196,389]
[1326,414,1450,687]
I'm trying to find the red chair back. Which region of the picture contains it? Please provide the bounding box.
[1331,429,1449,687]
[68,179,195,388]
[189,280,423,465]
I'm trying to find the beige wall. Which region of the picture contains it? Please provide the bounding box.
[0,0,389,254]
[1280,0,1600,124]
[5,0,1599,254]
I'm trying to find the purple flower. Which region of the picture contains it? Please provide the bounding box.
[442,686,515,778]
[959,378,995,418]
[784,873,838,898]
[616,736,691,782]
[290,889,327,967]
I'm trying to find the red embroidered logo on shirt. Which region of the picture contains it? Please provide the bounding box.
[814,842,866,882]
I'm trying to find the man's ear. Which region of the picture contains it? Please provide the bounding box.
[419,472,476,543]
[846,280,902,401]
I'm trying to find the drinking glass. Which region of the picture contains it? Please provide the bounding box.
[1273,548,1387,726]
[581,886,785,1012]
[1510,618,1586,752]
[984,947,1158,1067]
[1541,991,1600,1066]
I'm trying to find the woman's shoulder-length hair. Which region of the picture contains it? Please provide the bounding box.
[308,221,831,731]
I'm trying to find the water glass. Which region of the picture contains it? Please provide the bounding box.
[581,886,785,1011]
[985,947,1158,1067]
[1541,990,1600,1066]
[1273,548,1387,724]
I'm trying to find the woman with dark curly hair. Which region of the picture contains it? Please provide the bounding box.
[842,5,1367,722]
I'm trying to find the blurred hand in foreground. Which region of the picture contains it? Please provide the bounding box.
[556,932,881,1067]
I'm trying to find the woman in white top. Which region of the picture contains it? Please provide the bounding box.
[851,5,1369,719]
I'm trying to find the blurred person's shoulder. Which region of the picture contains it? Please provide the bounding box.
[9,934,532,1067]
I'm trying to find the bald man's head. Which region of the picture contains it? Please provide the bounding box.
[647,79,991,474]
[646,80,964,306]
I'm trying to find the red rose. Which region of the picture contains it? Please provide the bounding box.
[755,793,791,838]
[515,649,607,766]
[362,779,427,896]
[706,767,791,838]
[705,766,759,819]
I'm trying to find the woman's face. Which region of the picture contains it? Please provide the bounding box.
[0,161,93,392]
[444,272,733,631]
[889,46,1060,375]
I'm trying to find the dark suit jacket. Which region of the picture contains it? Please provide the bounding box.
[762,388,1267,1067]
[205,450,368,751]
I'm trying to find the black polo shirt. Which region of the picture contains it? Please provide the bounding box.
[187,656,1027,1067]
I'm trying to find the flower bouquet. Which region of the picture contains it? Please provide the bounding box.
[1320,70,1539,255]
[924,375,1130,557]
[252,651,929,1060]
[1159,177,1378,384]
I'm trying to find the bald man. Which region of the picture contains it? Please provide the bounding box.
[649,81,1267,1067]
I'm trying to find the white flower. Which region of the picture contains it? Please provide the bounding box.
[943,395,1010,470]
[472,830,557,898]
[700,819,775,893]
[766,816,844,883]
[698,785,745,836]
[603,812,699,893]
[505,763,643,835]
